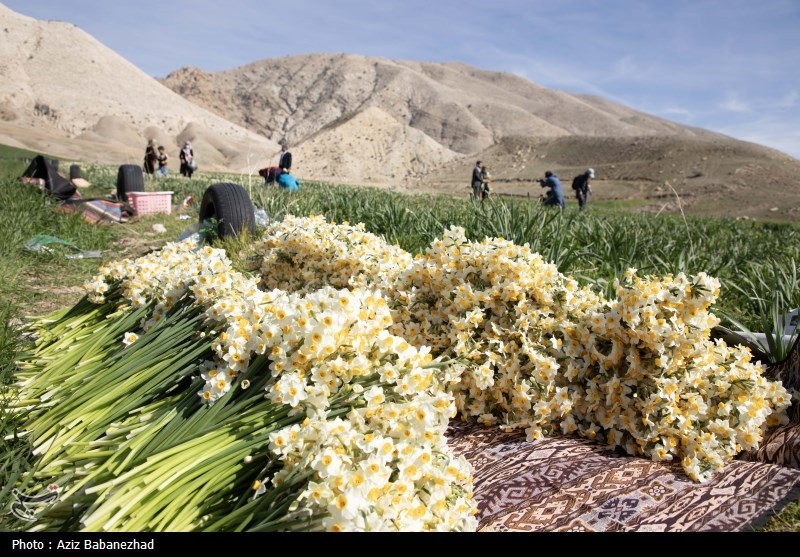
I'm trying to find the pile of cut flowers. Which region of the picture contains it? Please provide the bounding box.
[5,214,791,531]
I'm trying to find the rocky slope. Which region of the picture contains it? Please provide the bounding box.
[0,4,276,172]
[0,4,797,221]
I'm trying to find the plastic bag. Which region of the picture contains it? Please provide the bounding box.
[25,235,101,259]
[177,223,205,249]
[254,208,270,228]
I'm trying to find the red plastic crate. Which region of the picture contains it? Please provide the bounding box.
[127,191,173,216]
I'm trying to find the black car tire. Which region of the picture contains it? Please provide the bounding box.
[116,164,145,202]
[199,182,256,241]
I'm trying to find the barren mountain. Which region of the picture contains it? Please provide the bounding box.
[162,54,720,152]
[161,53,800,221]
[0,4,276,172]
[0,4,798,222]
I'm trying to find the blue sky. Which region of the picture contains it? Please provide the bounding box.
[4,0,800,159]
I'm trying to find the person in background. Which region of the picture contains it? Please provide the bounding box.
[143,139,158,176]
[179,141,195,178]
[572,168,595,211]
[277,140,292,177]
[259,166,279,185]
[277,171,301,192]
[539,170,565,209]
[156,146,169,177]
[471,160,483,199]
[480,164,492,200]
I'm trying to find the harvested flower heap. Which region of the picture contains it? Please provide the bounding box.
[7,215,791,531]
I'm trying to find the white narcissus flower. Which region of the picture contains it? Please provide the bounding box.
[82,212,790,534]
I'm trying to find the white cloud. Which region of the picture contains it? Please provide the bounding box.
[611,55,638,79]
[719,95,751,113]
[716,117,800,160]
[662,107,694,120]
[778,89,798,108]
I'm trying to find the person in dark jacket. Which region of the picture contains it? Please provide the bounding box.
[143,139,158,175]
[471,161,483,199]
[539,170,565,209]
[480,164,492,200]
[277,141,292,177]
[572,168,595,211]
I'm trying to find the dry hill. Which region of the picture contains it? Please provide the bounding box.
[424,135,800,221]
[162,54,721,153]
[0,4,277,172]
[0,4,798,222]
[161,53,800,221]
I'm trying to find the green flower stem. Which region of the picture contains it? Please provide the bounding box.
[203,468,316,532]
[26,317,209,465]
[80,415,300,531]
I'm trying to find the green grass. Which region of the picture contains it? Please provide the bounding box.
[751,499,800,532]
[234,179,800,333]
[0,155,798,531]
[0,169,119,314]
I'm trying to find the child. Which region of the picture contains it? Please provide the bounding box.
[156,146,169,177]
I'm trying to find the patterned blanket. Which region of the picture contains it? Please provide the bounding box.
[59,197,131,224]
[447,422,800,532]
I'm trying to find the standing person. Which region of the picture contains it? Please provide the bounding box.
[471,160,483,199]
[179,141,195,178]
[143,139,158,176]
[277,140,292,177]
[156,146,169,177]
[539,170,565,209]
[571,168,595,211]
[480,164,492,200]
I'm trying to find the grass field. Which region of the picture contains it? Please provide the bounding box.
[1,145,798,531]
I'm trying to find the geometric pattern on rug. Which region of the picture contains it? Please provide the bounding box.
[447,422,800,532]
